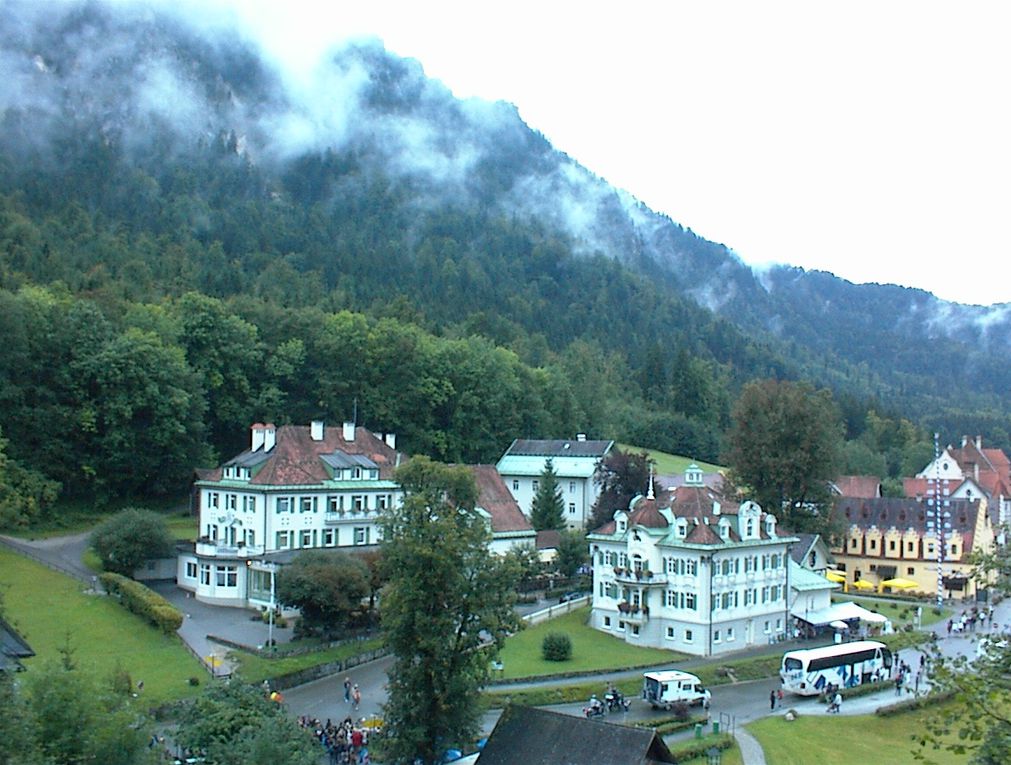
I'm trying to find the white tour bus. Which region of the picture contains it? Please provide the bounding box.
[780,640,892,696]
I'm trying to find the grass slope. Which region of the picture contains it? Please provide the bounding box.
[497,606,683,679]
[0,547,204,706]
[618,444,724,476]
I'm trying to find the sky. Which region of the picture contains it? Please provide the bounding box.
[194,0,1010,306]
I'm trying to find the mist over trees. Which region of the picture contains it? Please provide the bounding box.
[0,1,1005,517]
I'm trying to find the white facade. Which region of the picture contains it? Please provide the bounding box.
[177,421,402,607]
[588,468,796,656]
[496,437,613,530]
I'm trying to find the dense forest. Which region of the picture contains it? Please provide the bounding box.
[0,2,1006,524]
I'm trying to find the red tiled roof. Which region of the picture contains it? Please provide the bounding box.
[626,498,669,529]
[685,522,723,545]
[536,529,562,550]
[835,475,882,498]
[205,424,400,486]
[469,465,533,533]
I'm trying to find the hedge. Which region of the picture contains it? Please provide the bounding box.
[875,689,955,716]
[99,571,184,634]
[668,733,734,763]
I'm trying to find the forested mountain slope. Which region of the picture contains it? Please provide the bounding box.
[0,1,1007,510]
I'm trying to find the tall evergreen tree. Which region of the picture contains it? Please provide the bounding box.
[379,457,519,764]
[529,458,565,531]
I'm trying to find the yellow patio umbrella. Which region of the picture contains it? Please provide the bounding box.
[825,571,847,583]
[879,577,919,592]
[851,578,876,591]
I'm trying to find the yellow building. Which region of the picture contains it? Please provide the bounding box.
[831,496,994,599]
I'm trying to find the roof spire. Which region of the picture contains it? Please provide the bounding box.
[647,463,655,500]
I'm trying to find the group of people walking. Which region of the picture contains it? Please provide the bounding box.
[947,605,997,635]
[299,715,372,765]
[343,677,363,709]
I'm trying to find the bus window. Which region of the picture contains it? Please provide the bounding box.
[882,649,893,668]
[784,657,802,672]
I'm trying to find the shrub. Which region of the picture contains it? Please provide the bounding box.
[541,633,572,662]
[670,701,691,721]
[188,677,201,686]
[99,571,184,634]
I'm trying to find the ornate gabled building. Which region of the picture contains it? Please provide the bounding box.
[587,465,797,656]
[830,495,995,598]
[178,420,403,607]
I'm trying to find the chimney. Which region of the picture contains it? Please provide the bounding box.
[576,433,587,442]
[250,423,265,451]
[311,420,324,441]
[263,423,276,452]
[385,433,396,450]
[343,421,356,442]
[976,435,983,450]
[962,435,969,448]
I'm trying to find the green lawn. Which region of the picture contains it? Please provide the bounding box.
[230,637,386,684]
[617,444,724,475]
[496,606,684,679]
[832,593,951,628]
[748,708,968,764]
[0,547,205,706]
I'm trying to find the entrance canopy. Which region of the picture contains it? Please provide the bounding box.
[795,600,889,627]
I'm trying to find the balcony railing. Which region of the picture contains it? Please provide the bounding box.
[613,567,667,586]
[617,601,649,622]
[195,539,264,558]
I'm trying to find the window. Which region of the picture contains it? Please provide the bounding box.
[354,527,370,545]
[870,539,877,550]
[666,626,675,639]
[207,492,220,509]
[276,497,292,513]
[199,564,211,585]
[300,497,315,513]
[850,538,858,549]
[300,529,315,548]
[532,480,539,491]
[951,544,959,556]
[763,620,771,634]
[215,565,237,587]
[185,561,197,579]
[569,503,576,515]
[206,523,218,541]
[631,625,640,636]
[324,529,336,546]
[889,540,896,551]
[775,618,782,631]
[726,627,735,641]
[746,519,754,537]
[617,620,625,632]
[927,544,935,555]
[569,481,576,493]
[242,495,255,513]
[276,531,290,549]
[244,529,255,547]
[603,616,611,628]
[351,495,365,511]
[378,494,391,509]
[907,541,914,552]
[685,629,694,643]
[328,496,342,513]
[513,480,519,491]
[226,493,237,511]
[685,593,696,610]
[809,551,817,567]
[714,629,721,643]
[907,567,915,575]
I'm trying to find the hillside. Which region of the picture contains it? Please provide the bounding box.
[0,1,1007,511]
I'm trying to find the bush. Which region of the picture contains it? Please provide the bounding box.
[99,571,184,634]
[670,701,691,721]
[188,677,201,686]
[541,633,572,662]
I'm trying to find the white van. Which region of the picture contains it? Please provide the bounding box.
[642,670,711,709]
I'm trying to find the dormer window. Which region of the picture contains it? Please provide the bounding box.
[618,519,627,533]
[353,467,362,480]
[746,519,755,537]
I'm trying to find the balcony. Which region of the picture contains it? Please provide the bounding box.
[324,512,346,524]
[195,539,264,558]
[617,601,649,623]
[613,567,667,586]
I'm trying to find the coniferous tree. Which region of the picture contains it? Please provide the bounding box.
[529,458,565,531]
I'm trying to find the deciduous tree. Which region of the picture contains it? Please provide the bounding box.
[275,550,370,638]
[379,457,519,764]
[90,508,174,577]
[723,379,843,532]
[588,448,654,531]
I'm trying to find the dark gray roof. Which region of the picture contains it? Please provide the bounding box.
[0,616,34,672]
[504,438,613,459]
[223,450,272,468]
[477,706,675,765]
[790,533,818,564]
[320,451,378,470]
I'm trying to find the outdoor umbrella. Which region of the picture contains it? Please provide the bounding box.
[851,579,876,591]
[825,571,847,583]
[879,577,919,591]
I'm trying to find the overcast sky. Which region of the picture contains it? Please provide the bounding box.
[199,0,1009,306]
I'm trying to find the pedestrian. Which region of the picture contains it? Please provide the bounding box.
[894,674,903,696]
[777,688,784,707]
[770,689,776,710]
[344,677,351,704]
[352,684,361,710]
[946,619,952,635]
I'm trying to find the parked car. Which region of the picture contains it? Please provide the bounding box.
[558,591,585,603]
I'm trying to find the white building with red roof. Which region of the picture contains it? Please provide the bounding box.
[587,464,796,656]
[178,420,402,607]
[467,465,538,554]
[910,436,1011,527]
